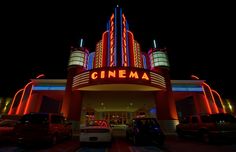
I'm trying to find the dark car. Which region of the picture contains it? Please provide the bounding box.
[176,113,236,143]
[15,112,72,146]
[126,117,165,146]
[0,119,19,142]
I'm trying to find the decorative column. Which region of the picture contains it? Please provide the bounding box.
[148,40,178,134]
[61,39,89,121]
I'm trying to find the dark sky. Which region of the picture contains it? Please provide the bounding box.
[0,1,235,100]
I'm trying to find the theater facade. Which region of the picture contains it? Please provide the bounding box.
[8,7,225,134]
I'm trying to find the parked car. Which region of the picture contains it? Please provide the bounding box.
[80,120,112,145]
[14,112,72,146]
[126,117,165,146]
[176,113,236,143]
[0,119,19,142]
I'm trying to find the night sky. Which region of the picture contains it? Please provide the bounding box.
[0,1,235,100]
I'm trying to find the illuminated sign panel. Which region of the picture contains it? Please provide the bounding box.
[109,14,115,67]
[72,67,166,90]
[90,69,149,81]
[122,14,128,67]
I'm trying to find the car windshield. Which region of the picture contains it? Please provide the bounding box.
[135,118,159,128]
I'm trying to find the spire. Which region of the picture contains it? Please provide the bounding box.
[153,39,157,49]
[80,38,83,48]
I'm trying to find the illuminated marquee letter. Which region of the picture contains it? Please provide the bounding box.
[101,71,105,79]
[108,70,116,78]
[142,72,150,80]
[119,70,126,78]
[91,72,98,80]
[129,71,139,79]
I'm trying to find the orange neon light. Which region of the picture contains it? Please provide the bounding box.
[8,89,24,115]
[109,14,115,67]
[91,72,98,80]
[90,69,150,80]
[128,31,135,67]
[102,31,108,67]
[36,74,45,78]
[122,14,128,66]
[191,75,200,80]
[108,70,116,78]
[101,71,105,78]
[16,82,33,115]
[142,73,150,80]
[203,82,219,114]
[202,85,212,114]
[23,84,33,114]
[212,89,226,113]
[119,70,126,78]
[129,71,139,79]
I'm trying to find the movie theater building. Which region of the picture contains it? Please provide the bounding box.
[8,7,225,134]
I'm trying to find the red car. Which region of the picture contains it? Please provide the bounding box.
[0,119,19,142]
[15,112,72,146]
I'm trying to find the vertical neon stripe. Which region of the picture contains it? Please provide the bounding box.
[212,89,226,113]
[8,89,24,115]
[23,83,33,114]
[202,85,212,114]
[107,23,110,66]
[16,82,32,115]
[126,21,130,66]
[114,8,117,66]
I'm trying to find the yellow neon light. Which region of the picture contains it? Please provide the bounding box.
[142,73,150,80]
[129,71,139,79]
[91,72,98,79]
[119,70,126,78]
[101,71,105,79]
[90,69,150,81]
[108,70,116,78]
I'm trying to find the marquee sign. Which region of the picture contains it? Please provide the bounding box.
[72,67,166,90]
[90,69,149,81]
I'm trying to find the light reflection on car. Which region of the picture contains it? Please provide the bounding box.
[80,120,112,145]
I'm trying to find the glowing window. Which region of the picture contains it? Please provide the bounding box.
[68,50,86,68]
[150,51,169,68]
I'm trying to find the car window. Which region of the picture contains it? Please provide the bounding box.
[20,113,49,124]
[201,115,213,123]
[51,115,64,124]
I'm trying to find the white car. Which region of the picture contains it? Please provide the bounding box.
[80,120,112,144]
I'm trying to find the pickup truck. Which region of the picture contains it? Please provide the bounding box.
[176,113,236,143]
